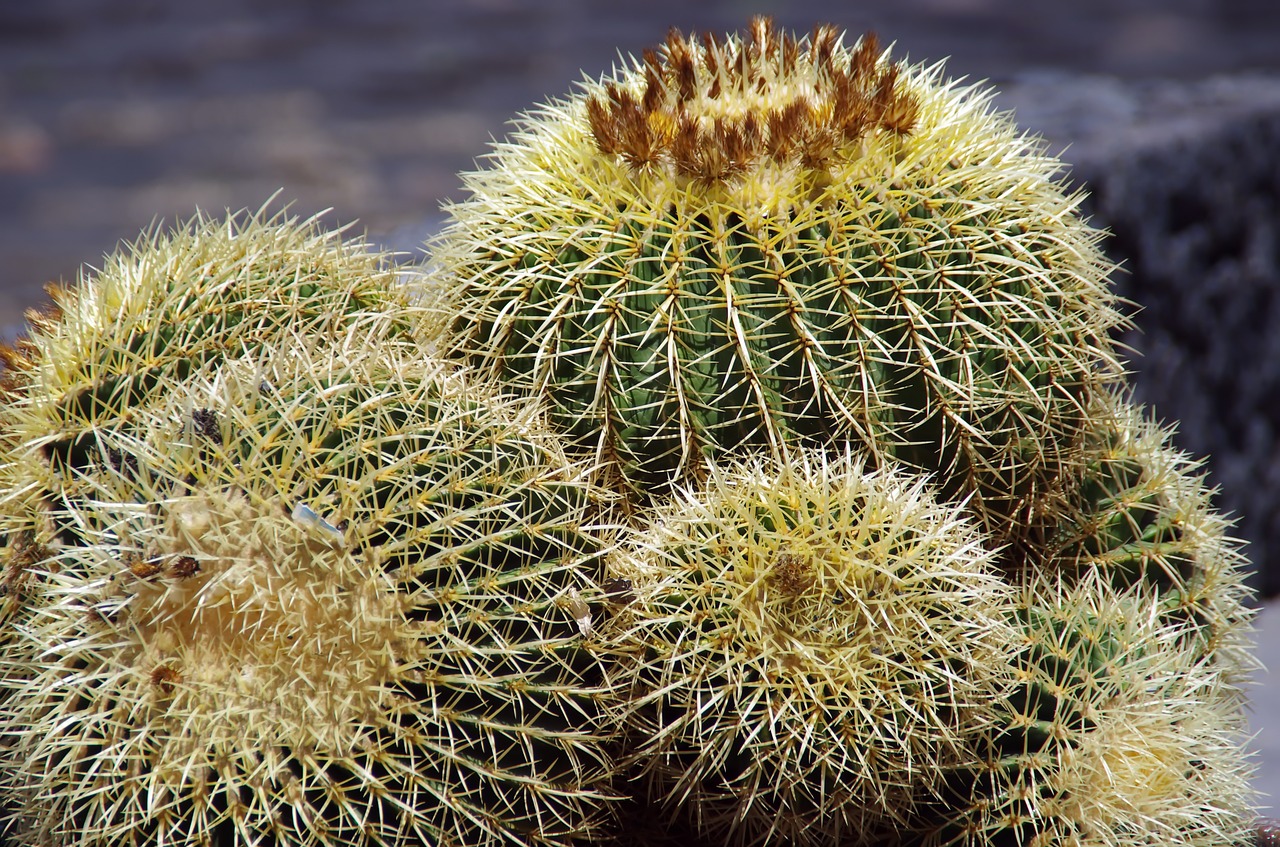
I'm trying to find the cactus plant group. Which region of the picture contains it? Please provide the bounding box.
[0,15,1261,847]
[0,214,618,847]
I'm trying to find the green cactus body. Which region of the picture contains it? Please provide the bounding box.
[0,204,435,482]
[928,571,1255,847]
[600,448,1019,847]
[1046,393,1254,676]
[440,18,1125,545]
[0,345,618,847]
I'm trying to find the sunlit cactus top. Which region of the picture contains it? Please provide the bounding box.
[442,15,1126,542]
[0,204,438,486]
[584,18,920,181]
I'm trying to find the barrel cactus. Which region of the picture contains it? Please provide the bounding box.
[438,17,1126,552]
[599,448,1020,847]
[1043,391,1254,676]
[0,343,619,847]
[0,202,437,486]
[927,569,1256,847]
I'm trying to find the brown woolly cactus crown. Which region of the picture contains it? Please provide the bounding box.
[585,18,920,181]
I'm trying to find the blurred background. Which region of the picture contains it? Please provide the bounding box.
[2,0,1280,814]
[2,0,1278,325]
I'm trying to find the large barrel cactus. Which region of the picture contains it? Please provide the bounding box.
[438,17,1126,552]
[0,343,619,847]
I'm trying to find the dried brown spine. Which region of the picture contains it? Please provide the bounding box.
[585,16,921,180]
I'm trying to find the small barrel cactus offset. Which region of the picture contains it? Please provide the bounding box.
[0,201,437,483]
[929,570,1256,847]
[599,448,1020,847]
[1045,391,1255,676]
[0,344,619,847]
[438,16,1126,546]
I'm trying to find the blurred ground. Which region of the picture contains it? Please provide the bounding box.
[1251,604,1280,815]
[2,0,1280,328]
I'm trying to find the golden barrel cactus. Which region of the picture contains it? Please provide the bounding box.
[0,343,619,847]
[599,449,1020,846]
[439,18,1126,552]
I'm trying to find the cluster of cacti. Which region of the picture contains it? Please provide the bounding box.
[0,15,1260,847]
[0,212,616,847]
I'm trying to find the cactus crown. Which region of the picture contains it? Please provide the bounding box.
[602,449,1019,846]
[585,17,919,181]
[0,203,432,484]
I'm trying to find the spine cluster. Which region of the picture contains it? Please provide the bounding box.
[586,18,920,179]
[603,450,1019,847]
